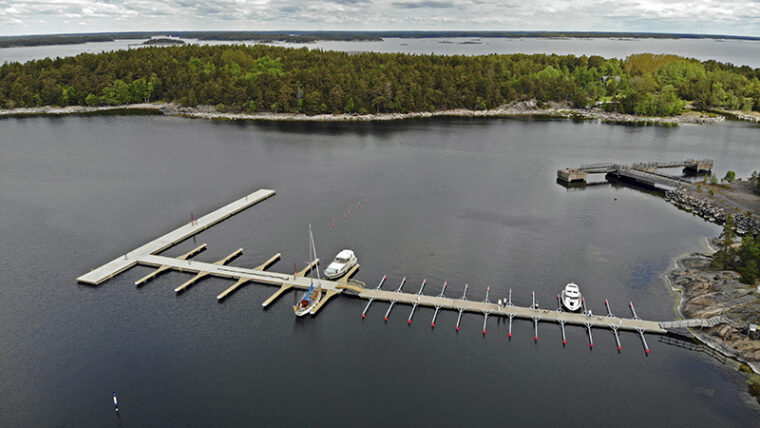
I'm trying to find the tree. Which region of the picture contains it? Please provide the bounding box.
[712,213,736,270]
[723,170,736,184]
[0,45,755,116]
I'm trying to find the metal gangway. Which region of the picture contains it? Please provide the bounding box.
[660,316,727,330]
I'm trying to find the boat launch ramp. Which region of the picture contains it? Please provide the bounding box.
[77,188,726,353]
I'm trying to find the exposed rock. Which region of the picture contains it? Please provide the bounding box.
[667,252,760,373]
[664,187,760,235]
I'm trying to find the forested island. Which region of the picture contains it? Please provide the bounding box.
[1,44,759,118]
[2,31,760,49]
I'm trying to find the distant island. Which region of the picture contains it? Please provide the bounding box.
[2,30,760,49]
[1,45,758,122]
[142,36,185,46]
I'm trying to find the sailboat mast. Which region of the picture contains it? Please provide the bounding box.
[309,224,321,281]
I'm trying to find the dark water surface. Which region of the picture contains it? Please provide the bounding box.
[1,116,759,426]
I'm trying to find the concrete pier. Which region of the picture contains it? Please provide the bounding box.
[77,189,275,285]
[557,159,713,188]
[557,168,588,183]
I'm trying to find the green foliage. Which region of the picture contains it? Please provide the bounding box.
[0,46,757,115]
[723,170,736,184]
[633,85,684,116]
[713,224,760,284]
[711,213,760,284]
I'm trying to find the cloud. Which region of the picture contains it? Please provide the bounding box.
[392,1,453,8]
[0,0,757,36]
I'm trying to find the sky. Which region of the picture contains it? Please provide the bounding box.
[0,0,759,37]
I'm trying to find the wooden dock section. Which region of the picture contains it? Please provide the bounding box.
[76,189,275,285]
[133,253,671,334]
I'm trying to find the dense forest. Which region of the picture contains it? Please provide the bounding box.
[3,31,760,48]
[0,31,383,48]
[1,44,759,116]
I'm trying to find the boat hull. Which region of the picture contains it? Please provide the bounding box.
[294,288,322,316]
[324,259,357,279]
[561,291,582,312]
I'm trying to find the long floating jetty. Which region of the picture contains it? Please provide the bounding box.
[76,189,275,285]
[77,188,727,352]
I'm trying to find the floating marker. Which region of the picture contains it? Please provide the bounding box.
[605,299,622,351]
[112,392,119,412]
[481,286,492,334]
[430,281,447,327]
[407,279,427,324]
[455,284,469,331]
[605,299,615,317]
[384,276,407,322]
[394,276,407,293]
[629,301,650,354]
[361,275,386,319]
[507,288,514,339]
[613,328,622,351]
[532,290,540,342]
[629,301,639,319]
[557,294,567,345]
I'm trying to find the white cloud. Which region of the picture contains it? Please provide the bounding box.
[0,0,758,36]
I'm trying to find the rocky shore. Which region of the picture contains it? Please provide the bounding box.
[666,252,760,373]
[665,186,760,234]
[0,101,731,125]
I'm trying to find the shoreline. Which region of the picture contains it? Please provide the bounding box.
[0,102,738,125]
[665,248,760,374]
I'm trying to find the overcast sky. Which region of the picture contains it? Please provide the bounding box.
[1,0,758,37]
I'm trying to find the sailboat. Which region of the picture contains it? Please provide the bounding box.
[293,224,322,317]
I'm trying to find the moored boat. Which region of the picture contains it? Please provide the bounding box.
[294,224,322,317]
[561,282,582,312]
[323,249,358,279]
[294,283,322,316]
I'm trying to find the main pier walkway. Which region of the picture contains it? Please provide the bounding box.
[77,188,726,353]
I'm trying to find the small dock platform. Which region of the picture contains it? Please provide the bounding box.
[557,159,713,189]
[76,189,275,285]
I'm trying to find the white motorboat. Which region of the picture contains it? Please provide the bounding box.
[323,249,358,279]
[561,282,582,312]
